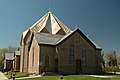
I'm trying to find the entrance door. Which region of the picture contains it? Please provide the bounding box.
[76,59,82,74]
[55,59,58,72]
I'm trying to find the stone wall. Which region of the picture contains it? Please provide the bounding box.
[5,60,13,70]
[20,45,24,72]
[28,37,40,74]
[20,31,33,72]
[57,31,101,74]
[21,30,102,74]
[14,55,20,71]
[40,45,56,72]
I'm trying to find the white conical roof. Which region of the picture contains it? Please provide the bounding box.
[22,11,72,38]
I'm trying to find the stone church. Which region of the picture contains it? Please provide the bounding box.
[20,11,102,74]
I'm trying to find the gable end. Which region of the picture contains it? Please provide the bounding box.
[57,29,98,49]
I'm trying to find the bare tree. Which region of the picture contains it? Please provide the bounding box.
[0,48,8,70]
[117,54,120,65]
[104,50,117,66]
[8,46,17,53]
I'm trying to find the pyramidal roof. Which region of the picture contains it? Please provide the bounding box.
[22,11,72,38]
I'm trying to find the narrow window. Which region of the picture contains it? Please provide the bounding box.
[82,46,86,66]
[69,44,74,67]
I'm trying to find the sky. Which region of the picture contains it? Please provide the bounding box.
[0,0,120,53]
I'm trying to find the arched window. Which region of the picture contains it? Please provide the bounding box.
[45,55,49,67]
[81,46,86,66]
[69,44,74,66]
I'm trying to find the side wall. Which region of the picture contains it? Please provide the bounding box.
[5,60,13,70]
[57,32,100,74]
[40,45,56,72]
[95,49,102,73]
[20,32,32,72]
[20,45,24,72]
[14,55,20,71]
[28,37,40,74]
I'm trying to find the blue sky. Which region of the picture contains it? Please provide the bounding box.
[0,0,120,53]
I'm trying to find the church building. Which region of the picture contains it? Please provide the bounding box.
[20,11,102,74]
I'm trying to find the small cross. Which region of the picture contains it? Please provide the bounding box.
[75,24,78,29]
[48,4,52,11]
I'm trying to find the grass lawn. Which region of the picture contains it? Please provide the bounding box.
[105,66,120,72]
[19,75,120,80]
[4,72,29,79]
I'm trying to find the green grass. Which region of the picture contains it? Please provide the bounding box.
[19,75,120,80]
[4,72,30,79]
[105,66,120,72]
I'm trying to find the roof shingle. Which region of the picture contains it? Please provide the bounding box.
[34,29,102,49]
[4,53,14,60]
[34,32,63,45]
[15,51,20,56]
